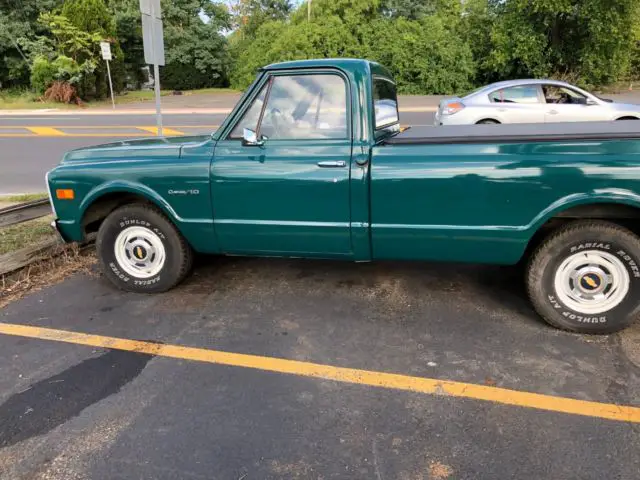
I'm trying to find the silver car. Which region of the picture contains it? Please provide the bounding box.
[435,79,640,126]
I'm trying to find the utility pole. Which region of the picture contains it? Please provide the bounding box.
[308,0,311,21]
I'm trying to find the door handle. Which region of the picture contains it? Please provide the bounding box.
[317,160,346,168]
[548,110,559,115]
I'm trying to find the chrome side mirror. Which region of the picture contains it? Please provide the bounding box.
[242,128,265,146]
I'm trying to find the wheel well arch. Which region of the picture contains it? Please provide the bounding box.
[523,202,640,259]
[81,191,163,236]
[615,116,639,121]
[475,118,501,124]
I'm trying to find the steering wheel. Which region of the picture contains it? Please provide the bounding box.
[267,108,290,138]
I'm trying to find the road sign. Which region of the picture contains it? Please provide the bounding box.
[141,16,165,66]
[100,42,115,109]
[139,0,164,135]
[140,0,165,66]
[100,41,112,61]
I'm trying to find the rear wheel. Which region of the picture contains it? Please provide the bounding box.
[476,119,500,125]
[526,221,640,334]
[96,204,193,293]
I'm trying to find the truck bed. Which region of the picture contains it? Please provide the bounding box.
[385,121,640,145]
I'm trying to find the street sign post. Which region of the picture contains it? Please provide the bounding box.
[100,41,115,110]
[140,0,165,136]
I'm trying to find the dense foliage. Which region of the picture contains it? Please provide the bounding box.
[0,0,638,100]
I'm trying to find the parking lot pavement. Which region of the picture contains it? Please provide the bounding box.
[1,257,639,479]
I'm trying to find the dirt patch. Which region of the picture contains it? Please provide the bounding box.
[428,461,454,479]
[0,246,96,309]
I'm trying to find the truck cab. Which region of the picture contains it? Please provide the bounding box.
[47,59,640,334]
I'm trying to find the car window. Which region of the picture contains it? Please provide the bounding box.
[489,86,541,104]
[258,74,348,140]
[373,76,399,129]
[229,85,268,139]
[542,85,588,105]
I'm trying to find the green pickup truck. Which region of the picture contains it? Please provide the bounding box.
[47,59,640,334]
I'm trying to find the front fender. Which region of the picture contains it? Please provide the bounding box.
[79,180,181,224]
[61,180,220,254]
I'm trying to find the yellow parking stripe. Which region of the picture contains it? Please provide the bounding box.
[137,126,184,135]
[26,127,67,136]
[0,322,639,423]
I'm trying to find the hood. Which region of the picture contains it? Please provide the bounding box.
[61,135,211,164]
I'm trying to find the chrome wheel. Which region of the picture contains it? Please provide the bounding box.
[114,226,166,279]
[554,250,630,315]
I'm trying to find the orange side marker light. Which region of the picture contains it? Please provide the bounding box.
[56,189,75,200]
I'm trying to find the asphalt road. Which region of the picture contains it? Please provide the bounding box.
[0,111,433,194]
[1,258,639,479]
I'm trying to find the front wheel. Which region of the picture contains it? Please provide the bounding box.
[96,204,193,293]
[526,221,640,334]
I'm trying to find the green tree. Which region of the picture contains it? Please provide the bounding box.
[361,16,474,94]
[230,0,292,39]
[105,0,146,88]
[479,0,637,87]
[53,0,124,98]
[380,0,461,19]
[159,0,231,90]
[0,0,61,88]
[230,0,474,94]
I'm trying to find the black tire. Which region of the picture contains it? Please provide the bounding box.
[476,119,500,125]
[526,221,640,334]
[96,204,193,293]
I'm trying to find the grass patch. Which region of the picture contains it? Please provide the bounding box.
[0,216,55,256]
[1,87,238,109]
[87,87,238,107]
[0,193,48,204]
[0,89,76,110]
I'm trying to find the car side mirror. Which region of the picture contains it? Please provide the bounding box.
[242,128,265,146]
[586,98,598,106]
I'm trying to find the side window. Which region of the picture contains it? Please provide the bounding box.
[259,74,348,140]
[229,85,268,138]
[373,76,399,129]
[542,85,588,105]
[489,86,541,104]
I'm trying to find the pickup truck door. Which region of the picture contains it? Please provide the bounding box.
[211,72,353,257]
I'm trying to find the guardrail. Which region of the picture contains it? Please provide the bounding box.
[0,199,52,228]
[0,199,60,276]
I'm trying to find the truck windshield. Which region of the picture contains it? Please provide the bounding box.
[373,76,399,129]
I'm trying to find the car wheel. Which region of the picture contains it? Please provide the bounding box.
[526,221,640,334]
[476,119,500,125]
[96,204,193,293]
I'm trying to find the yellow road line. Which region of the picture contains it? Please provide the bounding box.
[26,126,67,136]
[0,322,638,423]
[137,126,184,135]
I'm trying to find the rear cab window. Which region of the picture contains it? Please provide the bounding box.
[373,75,399,129]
